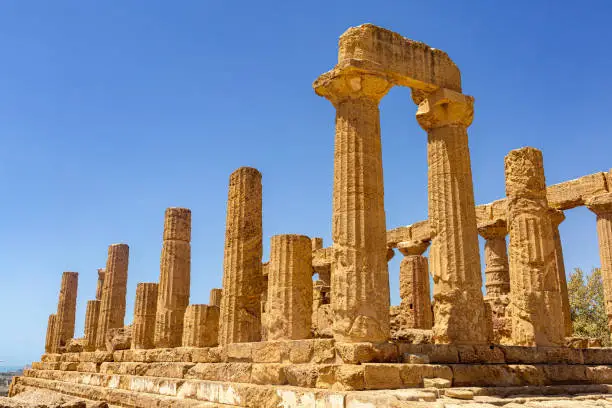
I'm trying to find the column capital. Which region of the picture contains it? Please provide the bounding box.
[477,219,507,240]
[397,240,430,257]
[586,192,612,215]
[548,208,566,228]
[416,88,474,131]
[314,68,392,106]
[97,268,105,278]
[387,247,396,262]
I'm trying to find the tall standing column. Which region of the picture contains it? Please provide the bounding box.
[396,240,432,330]
[209,289,222,308]
[416,88,488,344]
[96,243,129,350]
[586,192,612,339]
[219,167,263,345]
[84,300,101,351]
[96,269,105,301]
[133,283,159,349]
[44,314,57,354]
[549,209,572,337]
[314,71,392,342]
[52,272,79,352]
[505,147,564,346]
[154,208,191,348]
[266,234,313,340]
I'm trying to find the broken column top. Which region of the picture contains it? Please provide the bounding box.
[163,207,191,242]
[586,192,612,214]
[397,240,430,257]
[505,147,547,199]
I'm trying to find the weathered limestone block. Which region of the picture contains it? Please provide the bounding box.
[314,70,391,343]
[505,147,564,346]
[132,283,158,349]
[266,234,313,340]
[84,300,101,351]
[549,209,572,337]
[182,304,220,347]
[65,338,87,353]
[105,326,132,353]
[547,171,608,209]
[209,288,222,308]
[586,192,612,339]
[396,240,432,331]
[312,304,333,338]
[52,272,79,353]
[416,88,488,345]
[44,314,57,354]
[96,243,129,350]
[95,268,105,301]
[219,167,263,345]
[154,207,191,348]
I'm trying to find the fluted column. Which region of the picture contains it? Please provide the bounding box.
[266,234,313,340]
[133,283,159,349]
[315,71,392,342]
[182,304,220,347]
[505,147,564,346]
[477,219,510,297]
[44,314,56,354]
[209,288,222,308]
[51,272,78,353]
[95,269,105,301]
[416,88,487,344]
[586,192,612,339]
[96,243,129,350]
[84,300,101,351]
[219,167,263,345]
[154,208,191,348]
[396,240,432,330]
[549,209,572,337]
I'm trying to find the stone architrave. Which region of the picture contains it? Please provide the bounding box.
[209,288,222,308]
[96,244,129,350]
[396,240,432,330]
[182,304,220,347]
[51,272,78,353]
[416,88,488,344]
[586,192,612,339]
[266,234,313,340]
[218,167,263,345]
[505,147,564,346]
[44,314,57,354]
[133,283,159,349]
[95,269,105,301]
[154,208,191,348]
[549,209,572,337]
[477,219,510,297]
[314,70,392,343]
[83,300,101,351]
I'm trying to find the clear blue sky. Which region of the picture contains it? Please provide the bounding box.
[1,1,611,366]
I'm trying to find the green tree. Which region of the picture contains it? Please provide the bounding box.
[568,267,609,346]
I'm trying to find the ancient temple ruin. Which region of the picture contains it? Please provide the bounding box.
[8,24,612,407]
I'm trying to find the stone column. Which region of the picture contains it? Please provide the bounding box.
[51,272,78,352]
[218,167,263,345]
[505,147,564,346]
[96,243,129,350]
[133,283,159,349]
[477,219,510,297]
[549,209,572,337]
[315,71,392,342]
[266,234,313,340]
[84,300,101,351]
[44,314,56,354]
[586,192,612,339]
[95,269,105,301]
[396,240,432,330]
[416,88,488,344]
[154,208,191,348]
[209,288,222,307]
[182,304,220,347]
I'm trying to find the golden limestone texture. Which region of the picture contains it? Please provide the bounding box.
[505,147,564,346]
[96,244,129,350]
[549,209,573,337]
[182,304,220,347]
[154,208,191,348]
[44,314,56,354]
[95,268,105,301]
[83,300,100,351]
[51,272,78,353]
[416,88,488,345]
[219,167,263,345]
[397,240,432,330]
[209,288,222,308]
[132,283,158,349]
[586,192,612,338]
[265,234,313,340]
